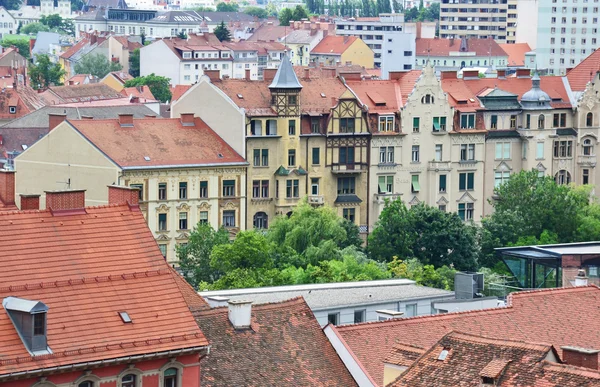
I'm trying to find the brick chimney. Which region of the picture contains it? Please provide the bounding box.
[20,194,40,210]
[204,69,221,82]
[108,185,140,207]
[228,300,252,329]
[0,170,16,207]
[516,68,531,78]
[263,68,277,82]
[340,72,361,81]
[575,269,588,287]
[118,113,134,127]
[245,68,251,81]
[303,68,310,80]
[497,69,506,79]
[441,71,458,80]
[48,113,67,131]
[180,113,195,126]
[45,190,86,211]
[561,346,600,370]
[463,70,480,79]
[416,21,422,39]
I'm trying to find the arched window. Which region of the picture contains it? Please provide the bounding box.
[583,138,594,156]
[538,114,545,129]
[253,212,268,229]
[421,94,434,104]
[121,374,137,387]
[555,170,571,185]
[164,368,178,387]
[587,112,593,127]
[79,382,94,387]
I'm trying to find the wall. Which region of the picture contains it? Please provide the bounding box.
[0,8,17,36]
[341,39,375,69]
[515,0,539,49]
[140,41,180,85]
[14,121,120,208]
[432,297,500,313]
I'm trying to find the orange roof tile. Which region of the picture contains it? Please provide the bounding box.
[120,86,156,101]
[312,35,358,55]
[567,48,600,91]
[441,78,481,112]
[246,24,288,42]
[60,38,90,60]
[336,286,600,387]
[416,38,507,57]
[69,117,246,168]
[170,84,192,102]
[499,43,532,67]
[0,204,208,375]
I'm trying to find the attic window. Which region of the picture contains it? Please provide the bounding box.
[144,156,151,161]
[21,144,27,150]
[9,106,16,114]
[237,94,243,99]
[437,348,449,361]
[321,93,326,98]
[119,311,132,323]
[218,153,224,158]
[469,98,476,102]
[3,296,50,355]
[481,376,495,385]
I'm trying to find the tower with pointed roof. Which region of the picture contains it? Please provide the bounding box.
[269,53,302,117]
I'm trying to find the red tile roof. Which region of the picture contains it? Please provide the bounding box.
[66,73,94,85]
[246,24,288,42]
[336,286,600,387]
[567,48,600,91]
[120,85,156,101]
[312,35,358,55]
[194,297,358,386]
[416,38,507,57]
[69,116,246,168]
[170,84,192,102]
[440,77,481,112]
[60,38,90,60]
[384,343,426,367]
[499,43,532,67]
[108,71,134,85]
[0,86,43,121]
[0,203,208,375]
[346,80,403,114]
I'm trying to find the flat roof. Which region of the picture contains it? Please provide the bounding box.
[200,279,454,310]
[496,242,600,259]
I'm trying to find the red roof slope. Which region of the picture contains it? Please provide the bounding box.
[440,77,481,112]
[70,117,246,168]
[416,38,507,57]
[194,297,358,386]
[499,43,532,67]
[0,204,208,375]
[567,48,600,91]
[336,286,600,387]
[312,35,358,55]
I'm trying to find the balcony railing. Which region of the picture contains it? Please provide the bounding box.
[373,193,402,204]
[578,155,597,166]
[428,161,452,171]
[331,163,368,174]
[308,195,324,205]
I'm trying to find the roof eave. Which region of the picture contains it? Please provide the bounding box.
[121,161,249,170]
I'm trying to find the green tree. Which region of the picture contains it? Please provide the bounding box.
[71,0,85,11]
[265,2,278,16]
[176,30,188,39]
[1,37,31,59]
[40,14,63,29]
[428,2,440,20]
[124,73,172,102]
[3,0,22,10]
[368,198,415,262]
[244,6,268,18]
[278,8,294,26]
[21,22,50,35]
[214,21,232,42]
[388,257,457,290]
[129,48,140,77]
[216,1,239,11]
[193,6,216,11]
[210,230,275,273]
[29,54,66,89]
[74,53,122,78]
[404,6,419,21]
[177,223,230,288]
[292,4,309,20]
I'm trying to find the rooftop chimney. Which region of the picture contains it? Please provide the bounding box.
[561,346,600,370]
[228,300,252,329]
[376,310,405,321]
[20,194,40,210]
[575,269,588,287]
[45,190,86,212]
[463,70,480,80]
[440,71,458,80]
[0,170,16,207]
[303,68,310,80]
[245,68,251,81]
[206,296,230,308]
[48,113,67,131]
[108,185,140,208]
[497,69,506,79]
[516,68,531,78]
[304,21,311,30]
[180,113,195,126]
[118,113,134,127]
[204,69,221,82]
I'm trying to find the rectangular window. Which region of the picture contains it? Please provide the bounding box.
[494,171,510,188]
[460,144,475,161]
[439,175,447,193]
[378,176,394,194]
[251,120,263,136]
[405,303,417,317]
[311,118,320,133]
[491,115,498,129]
[337,177,356,194]
[179,212,188,230]
[413,117,420,132]
[460,114,475,129]
[536,142,544,159]
[433,116,447,132]
[158,183,167,200]
[583,169,590,185]
[379,116,394,132]
[510,115,517,129]
[312,147,320,164]
[526,114,531,129]
[343,208,356,222]
[553,140,573,158]
[288,149,296,166]
[354,309,366,323]
[340,118,355,133]
[412,145,420,162]
[468,144,475,160]
[33,313,45,336]
[223,180,235,197]
[261,149,269,166]
[288,119,296,135]
[261,180,269,197]
[130,184,143,201]
[459,172,475,191]
[411,175,420,193]
[286,179,299,198]
[253,149,260,166]
[458,203,474,221]
[328,313,340,325]
[200,211,208,224]
[252,180,260,198]
[223,210,235,227]
[435,144,443,161]
[339,147,355,165]
[311,178,319,195]
[495,142,511,160]
[158,213,167,231]
[200,181,208,198]
[158,244,167,257]
[179,182,187,199]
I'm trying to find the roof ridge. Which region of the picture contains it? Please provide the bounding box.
[195,296,306,315]
[0,268,172,293]
[508,285,600,301]
[0,202,132,217]
[445,331,552,351]
[542,360,600,378]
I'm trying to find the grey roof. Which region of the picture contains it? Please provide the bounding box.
[335,194,362,204]
[521,72,552,110]
[486,130,522,139]
[269,53,302,89]
[31,32,60,57]
[86,0,127,9]
[496,241,600,259]
[199,11,256,24]
[0,105,156,129]
[74,8,106,21]
[3,296,48,313]
[200,279,454,310]
[152,10,203,24]
[284,29,320,44]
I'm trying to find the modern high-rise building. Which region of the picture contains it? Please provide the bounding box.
[439,0,509,43]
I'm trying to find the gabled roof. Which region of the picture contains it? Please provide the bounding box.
[39,83,123,104]
[69,116,246,168]
[312,35,358,55]
[269,53,302,89]
[246,23,288,42]
[416,38,507,57]
[440,77,481,112]
[567,48,600,91]
[0,86,44,121]
[194,297,358,386]
[499,43,532,67]
[284,29,322,44]
[120,86,156,101]
[335,286,600,387]
[0,203,207,376]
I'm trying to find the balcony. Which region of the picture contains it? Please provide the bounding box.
[373,193,402,204]
[578,155,597,167]
[428,161,452,171]
[308,195,324,205]
[331,163,368,174]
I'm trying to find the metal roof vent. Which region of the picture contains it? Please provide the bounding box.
[3,296,52,356]
[237,93,243,99]
[118,311,132,323]
[144,156,151,161]
[321,92,326,98]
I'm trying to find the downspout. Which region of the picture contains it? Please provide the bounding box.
[305,131,310,195]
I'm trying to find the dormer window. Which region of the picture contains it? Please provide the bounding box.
[9,106,16,114]
[182,52,191,59]
[3,296,51,355]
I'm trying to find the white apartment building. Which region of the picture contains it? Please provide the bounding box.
[533,0,600,75]
[0,7,17,38]
[334,14,435,79]
[439,0,509,43]
[9,0,73,27]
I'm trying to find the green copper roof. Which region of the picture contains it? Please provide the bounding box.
[274,165,290,176]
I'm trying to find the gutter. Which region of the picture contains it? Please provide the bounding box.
[122,161,249,170]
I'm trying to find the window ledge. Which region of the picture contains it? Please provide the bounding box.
[459,160,478,164]
[432,131,448,135]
